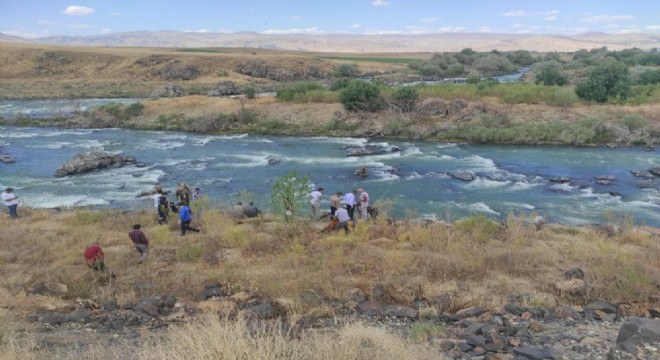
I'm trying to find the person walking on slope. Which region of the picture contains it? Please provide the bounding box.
[309,187,324,219]
[84,243,114,277]
[178,202,200,236]
[128,224,149,263]
[2,187,19,219]
[357,188,370,220]
[343,190,356,222]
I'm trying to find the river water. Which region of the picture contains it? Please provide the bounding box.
[1,125,658,226]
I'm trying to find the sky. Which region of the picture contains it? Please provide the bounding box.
[1,0,659,38]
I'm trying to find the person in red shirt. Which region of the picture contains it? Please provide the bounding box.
[128,224,149,263]
[84,243,114,276]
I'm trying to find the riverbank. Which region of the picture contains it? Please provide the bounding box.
[0,206,658,359]
[2,95,659,146]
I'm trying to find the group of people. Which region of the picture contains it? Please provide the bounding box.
[311,187,371,234]
[148,182,201,235]
[231,202,262,218]
[84,223,151,277]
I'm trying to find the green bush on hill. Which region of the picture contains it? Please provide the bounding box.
[339,80,382,112]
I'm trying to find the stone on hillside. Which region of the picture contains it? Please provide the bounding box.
[564,267,585,280]
[553,306,581,320]
[102,299,118,311]
[157,63,201,80]
[463,334,486,346]
[555,279,587,297]
[616,317,660,356]
[347,288,366,303]
[585,300,618,314]
[451,171,476,182]
[27,282,68,296]
[513,347,557,360]
[150,83,185,98]
[207,81,240,96]
[358,301,384,316]
[245,302,275,318]
[382,304,418,319]
[197,284,224,301]
[650,166,660,176]
[54,151,137,177]
[456,306,487,318]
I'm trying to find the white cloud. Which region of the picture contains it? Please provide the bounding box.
[184,29,210,33]
[646,25,660,31]
[371,0,390,6]
[100,28,112,34]
[436,26,467,33]
[66,23,92,29]
[291,15,301,20]
[38,20,59,25]
[544,10,559,21]
[419,17,439,23]
[261,27,323,34]
[62,5,95,16]
[351,24,362,29]
[582,14,634,23]
[503,10,526,17]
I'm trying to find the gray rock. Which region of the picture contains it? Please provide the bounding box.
[245,302,275,318]
[357,301,384,316]
[0,154,15,163]
[586,300,618,314]
[513,347,557,359]
[596,175,616,181]
[156,63,200,81]
[197,284,224,300]
[382,304,418,319]
[630,170,655,179]
[459,343,473,352]
[102,299,118,311]
[347,288,366,303]
[650,166,660,177]
[616,317,660,355]
[464,334,486,346]
[266,156,281,165]
[564,267,585,280]
[451,172,476,182]
[553,306,581,320]
[163,295,177,308]
[549,177,570,183]
[150,83,185,98]
[207,81,240,96]
[54,151,137,177]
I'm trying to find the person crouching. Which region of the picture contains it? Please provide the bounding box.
[128,224,149,263]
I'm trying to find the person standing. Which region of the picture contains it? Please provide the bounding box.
[330,192,342,218]
[153,189,169,224]
[357,188,370,220]
[1,187,19,219]
[344,190,356,222]
[192,187,201,202]
[176,182,191,206]
[309,187,324,219]
[178,202,200,236]
[128,224,149,263]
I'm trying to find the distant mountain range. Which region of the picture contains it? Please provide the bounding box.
[1,31,658,52]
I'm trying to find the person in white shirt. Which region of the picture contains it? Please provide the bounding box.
[334,205,351,234]
[357,188,370,220]
[343,190,356,222]
[1,187,19,219]
[309,187,324,219]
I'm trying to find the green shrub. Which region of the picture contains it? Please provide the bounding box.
[455,215,500,243]
[391,86,419,112]
[124,102,144,117]
[67,211,105,225]
[270,170,310,222]
[237,109,258,124]
[339,81,382,112]
[243,86,256,99]
[535,66,568,86]
[330,78,351,91]
[622,115,647,131]
[178,246,205,261]
[276,82,323,102]
[575,60,631,102]
[335,63,360,77]
[544,87,579,107]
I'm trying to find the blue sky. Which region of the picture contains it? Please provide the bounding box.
[1,0,658,38]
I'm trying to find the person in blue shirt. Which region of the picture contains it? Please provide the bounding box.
[177,202,200,236]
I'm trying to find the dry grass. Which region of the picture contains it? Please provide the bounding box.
[0,207,658,358]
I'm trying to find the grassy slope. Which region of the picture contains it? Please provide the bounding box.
[0,207,658,356]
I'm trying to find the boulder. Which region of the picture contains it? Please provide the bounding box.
[150,83,185,98]
[451,172,476,182]
[555,279,587,297]
[54,151,137,177]
[630,170,654,179]
[0,154,15,163]
[549,177,570,183]
[207,81,240,96]
[381,304,418,319]
[357,301,384,316]
[156,63,201,80]
[585,300,617,314]
[513,347,557,360]
[650,166,660,177]
[564,267,585,280]
[266,156,281,165]
[197,284,224,301]
[596,175,617,181]
[616,317,660,356]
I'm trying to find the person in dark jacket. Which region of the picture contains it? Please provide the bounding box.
[244,202,261,218]
[128,224,149,263]
[177,202,200,236]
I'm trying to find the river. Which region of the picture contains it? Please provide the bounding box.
[1,125,658,226]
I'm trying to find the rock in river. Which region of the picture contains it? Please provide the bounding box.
[54,151,137,177]
[451,172,476,182]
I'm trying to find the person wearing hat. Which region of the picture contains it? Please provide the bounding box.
[128,224,149,263]
[1,187,19,218]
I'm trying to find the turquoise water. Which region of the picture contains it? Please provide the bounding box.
[1,126,658,226]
